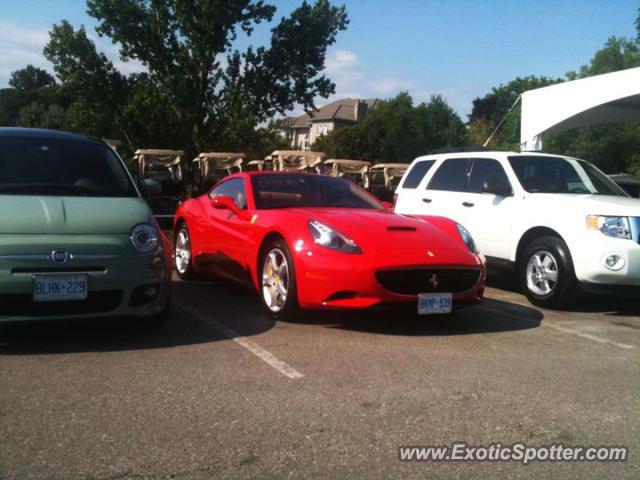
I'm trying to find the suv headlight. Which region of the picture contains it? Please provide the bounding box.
[130,223,160,254]
[309,220,362,254]
[456,223,478,254]
[586,216,631,239]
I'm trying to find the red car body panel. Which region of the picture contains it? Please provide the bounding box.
[174,172,485,310]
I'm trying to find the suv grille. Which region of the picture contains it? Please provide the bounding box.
[376,269,481,295]
[0,290,123,317]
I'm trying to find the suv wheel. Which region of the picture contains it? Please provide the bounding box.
[519,236,578,308]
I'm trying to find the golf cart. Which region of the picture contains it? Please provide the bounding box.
[368,163,409,202]
[134,149,186,229]
[269,150,325,172]
[245,160,265,172]
[191,152,246,196]
[316,159,371,188]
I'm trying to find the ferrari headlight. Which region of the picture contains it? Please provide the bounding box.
[586,215,631,239]
[456,223,478,254]
[309,220,362,254]
[130,223,160,254]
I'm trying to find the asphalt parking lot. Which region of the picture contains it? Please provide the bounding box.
[1,272,638,480]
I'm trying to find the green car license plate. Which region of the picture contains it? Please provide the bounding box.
[33,275,88,302]
[418,292,452,315]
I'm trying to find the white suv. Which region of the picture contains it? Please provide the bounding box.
[394,150,640,308]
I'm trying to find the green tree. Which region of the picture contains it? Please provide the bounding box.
[314,93,466,162]
[467,76,561,149]
[566,36,640,79]
[546,30,640,174]
[43,0,348,154]
[9,65,56,91]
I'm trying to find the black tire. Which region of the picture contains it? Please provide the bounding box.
[518,235,578,308]
[258,239,301,321]
[174,222,196,281]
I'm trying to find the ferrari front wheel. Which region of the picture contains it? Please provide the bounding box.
[260,240,300,321]
[175,222,195,280]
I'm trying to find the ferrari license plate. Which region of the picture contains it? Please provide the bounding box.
[33,275,88,302]
[418,292,452,315]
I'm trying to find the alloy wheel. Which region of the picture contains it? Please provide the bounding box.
[262,248,289,312]
[175,228,191,275]
[525,249,559,296]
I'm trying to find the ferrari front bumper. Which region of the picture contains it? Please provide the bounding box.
[293,245,485,310]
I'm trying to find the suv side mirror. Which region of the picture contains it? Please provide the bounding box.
[139,178,162,196]
[483,178,512,197]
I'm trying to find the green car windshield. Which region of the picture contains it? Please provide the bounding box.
[0,137,138,197]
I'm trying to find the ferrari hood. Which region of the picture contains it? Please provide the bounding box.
[286,207,466,253]
[0,195,153,234]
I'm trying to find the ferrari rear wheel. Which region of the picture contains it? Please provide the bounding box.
[260,240,300,321]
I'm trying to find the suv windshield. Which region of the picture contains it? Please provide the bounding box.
[252,173,384,210]
[0,137,138,197]
[508,155,628,197]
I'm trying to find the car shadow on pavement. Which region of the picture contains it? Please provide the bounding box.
[290,298,542,336]
[0,279,274,355]
[487,270,640,317]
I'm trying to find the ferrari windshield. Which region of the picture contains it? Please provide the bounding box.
[0,136,138,197]
[252,173,384,210]
[508,155,628,196]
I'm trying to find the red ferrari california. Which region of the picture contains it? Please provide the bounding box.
[174,172,485,320]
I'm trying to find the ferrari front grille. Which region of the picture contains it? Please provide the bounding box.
[376,268,481,295]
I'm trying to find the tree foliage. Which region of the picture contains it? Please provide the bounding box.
[468,9,640,173]
[9,65,56,91]
[70,0,348,152]
[2,0,348,163]
[314,93,467,163]
[467,76,561,150]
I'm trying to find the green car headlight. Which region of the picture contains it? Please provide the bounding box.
[130,223,159,254]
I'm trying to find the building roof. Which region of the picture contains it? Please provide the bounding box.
[273,117,297,129]
[291,98,379,128]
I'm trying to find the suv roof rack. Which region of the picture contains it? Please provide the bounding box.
[429,145,488,154]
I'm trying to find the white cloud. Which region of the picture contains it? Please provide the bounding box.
[368,77,416,95]
[315,47,473,117]
[0,22,54,82]
[0,22,50,49]
[0,21,146,86]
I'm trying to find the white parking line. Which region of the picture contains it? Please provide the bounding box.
[174,299,304,379]
[542,321,635,351]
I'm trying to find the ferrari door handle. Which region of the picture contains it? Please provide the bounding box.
[422,198,432,203]
[462,201,474,207]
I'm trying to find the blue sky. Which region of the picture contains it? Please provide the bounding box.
[0,0,637,118]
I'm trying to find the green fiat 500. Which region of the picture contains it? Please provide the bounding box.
[0,128,172,325]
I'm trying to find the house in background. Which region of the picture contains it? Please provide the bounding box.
[281,98,379,150]
[272,117,296,144]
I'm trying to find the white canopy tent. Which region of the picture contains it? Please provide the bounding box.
[520,67,640,151]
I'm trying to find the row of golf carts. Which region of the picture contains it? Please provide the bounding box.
[133,149,408,228]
